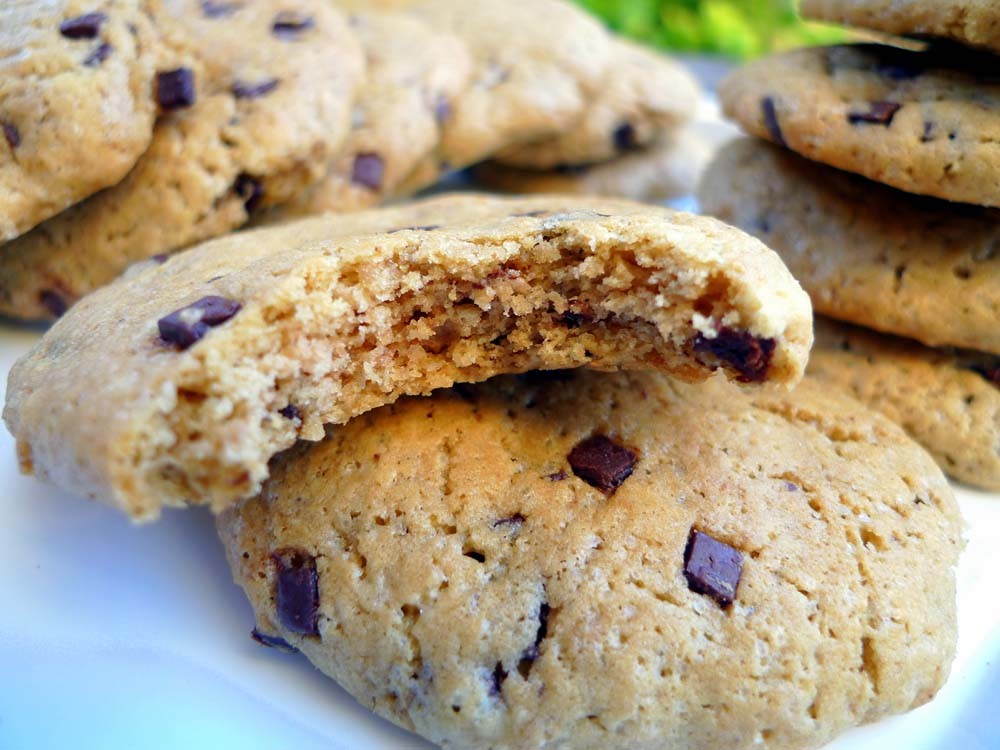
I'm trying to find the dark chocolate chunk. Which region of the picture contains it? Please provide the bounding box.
[250,627,299,653]
[234,173,263,212]
[156,68,196,110]
[434,95,452,123]
[519,601,550,667]
[279,403,302,421]
[201,0,241,17]
[351,152,384,190]
[151,253,170,264]
[60,12,107,39]
[612,122,638,152]
[272,11,314,37]
[490,661,508,697]
[271,548,320,636]
[692,327,776,383]
[83,42,112,67]
[233,78,280,99]
[157,295,242,349]
[683,528,743,608]
[568,435,637,493]
[761,96,787,148]
[546,470,567,482]
[2,122,19,150]
[848,101,902,126]
[39,290,68,318]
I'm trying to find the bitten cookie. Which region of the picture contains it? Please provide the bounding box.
[809,317,1000,491]
[266,11,472,219]
[4,194,813,520]
[0,0,363,320]
[217,369,962,750]
[698,138,1000,354]
[802,0,1000,55]
[492,39,700,170]
[0,0,160,241]
[720,43,1000,207]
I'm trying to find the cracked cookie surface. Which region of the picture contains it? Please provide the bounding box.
[4,194,812,520]
[218,368,962,750]
[699,138,1000,354]
[720,43,1000,207]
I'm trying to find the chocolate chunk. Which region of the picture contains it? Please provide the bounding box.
[250,627,299,653]
[2,122,19,150]
[157,295,242,349]
[156,68,196,110]
[151,253,170,264]
[60,12,107,39]
[490,662,508,697]
[546,470,567,482]
[761,97,787,148]
[693,327,776,383]
[201,0,241,17]
[351,152,384,190]
[39,290,68,318]
[271,548,320,636]
[683,529,743,608]
[560,303,593,329]
[519,601,551,669]
[234,173,263,212]
[272,11,314,37]
[848,101,902,126]
[568,435,637,493]
[613,122,638,152]
[233,78,280,99]
[83,42,112,67]
[279,403,302,421]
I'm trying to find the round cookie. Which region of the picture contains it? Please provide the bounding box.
[4,193,813,520]
[809,317,1000,491]
[477,121,733,203]
[698,137,1000,354]
[802,0,1000,55]
[492,39,700,170]
[380,0,614,194]
[0,0,160,241]
[719,43,1000,207]
[266,11,472,219]
[217,369,962,750]
[0,0,364,320]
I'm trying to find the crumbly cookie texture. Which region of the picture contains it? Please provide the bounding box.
[0,0,363,320]
[808,317,1000,491]
[0,0,160,241]
[265,11,472,219]
[802,0,1000,55]
[478,123,725,203]
[698,138,1000,354]
[364,0,613,194]
[493,39,700,170]
[720,43,1000,207]
[218,369,962,750]
[4,194,813,521]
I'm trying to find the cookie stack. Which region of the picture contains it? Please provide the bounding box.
[0,0,702,321]
[3,192,965,749]
[699,5,1000,491]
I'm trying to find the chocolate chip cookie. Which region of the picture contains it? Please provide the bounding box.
[0,0,363,320]
[808,317,1000,491]
[0,0,160,241]
[4,194,813,520]
[720,43,1000,207]
[698,138,1000,354]
[802,0,1000,55]
[218,368,962,750]
[492,39,700,170]
[267,11,472,219]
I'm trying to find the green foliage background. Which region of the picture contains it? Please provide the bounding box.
[573,0,845,58]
